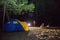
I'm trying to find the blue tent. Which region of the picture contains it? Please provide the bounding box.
[3,19,25,32]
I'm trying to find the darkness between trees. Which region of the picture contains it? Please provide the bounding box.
[0,0,60,27]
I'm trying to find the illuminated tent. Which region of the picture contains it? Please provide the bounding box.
[3,19,29,32]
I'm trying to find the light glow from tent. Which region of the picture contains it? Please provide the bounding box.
[28,23,31,26]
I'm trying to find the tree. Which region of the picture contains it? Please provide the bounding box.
[0,0,35,27]
[0,0,35,14]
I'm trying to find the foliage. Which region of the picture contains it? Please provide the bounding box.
[0,0,35,15]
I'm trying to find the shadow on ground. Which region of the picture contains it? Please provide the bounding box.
[1,32,29,40]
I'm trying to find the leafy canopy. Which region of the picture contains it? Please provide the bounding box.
[0,0,35,15]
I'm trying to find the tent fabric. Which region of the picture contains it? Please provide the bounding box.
[20,22,29,31]
[15,19,29,31]
[3,19,28,32]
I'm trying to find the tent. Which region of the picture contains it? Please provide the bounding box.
[3,19,29,32]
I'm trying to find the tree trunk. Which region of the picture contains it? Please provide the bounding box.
[3,4,6,30]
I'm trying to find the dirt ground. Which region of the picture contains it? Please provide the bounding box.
[0,27,60,40]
